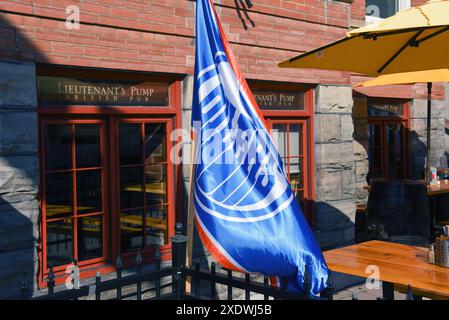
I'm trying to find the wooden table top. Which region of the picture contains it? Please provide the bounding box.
[363,180,449,196]
[427,181,449,196]
[324,240,449,297]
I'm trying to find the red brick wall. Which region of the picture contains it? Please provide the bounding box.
[411,0,428,6]
[0,0,352,84]
[0,0,442,93]
[350,0,365,21]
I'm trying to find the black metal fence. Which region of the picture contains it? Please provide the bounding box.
[21,223,334,300]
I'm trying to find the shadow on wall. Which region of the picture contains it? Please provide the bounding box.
[351,96,428,182]
[233,0,255,30]
[0,15,49,298]
[314,201,355,251]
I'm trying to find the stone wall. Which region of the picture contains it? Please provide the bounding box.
[352,97,369,204]
[0,60,39,299]
[410,98,448,178]
[314,85,356,248]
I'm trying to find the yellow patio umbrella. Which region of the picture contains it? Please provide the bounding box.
[278,0,449,76]
[355,69,449,182]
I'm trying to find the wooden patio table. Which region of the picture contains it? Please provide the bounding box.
[323,240,449,300]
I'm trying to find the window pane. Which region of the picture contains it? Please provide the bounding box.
[366,0,397,19]
[272,124,287,158]
[77,170,102,214]
[78,215,103,261]
[372,169,382,179]
[289,124,302,157]
[145,165,167,206]
[46,219,73,267]
[145,123,166,164]
[369,124,381,146]
[386,124,398,146]
[45,124,72,170]
[76,124,101,168]
[46,172,73,219]
[145,206,168,247]
[294,190,306,213]
[371,147,382,169]
[120,209,144,252]
[119,123,142,165]
[289,158,303,190]
[120,166,144,209]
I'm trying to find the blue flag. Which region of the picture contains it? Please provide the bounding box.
[192,0,329,296]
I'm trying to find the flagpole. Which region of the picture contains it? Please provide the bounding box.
[185,130,196,293]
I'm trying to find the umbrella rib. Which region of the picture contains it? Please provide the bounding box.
[377,29,425,74]
[416,25,449,46]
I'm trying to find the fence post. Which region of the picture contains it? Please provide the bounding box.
[136,249,142,300]
[210,262,216,300]
[20,270,28,300]
[245,274,250,300]
[406,285,414,300]
[194,262,200,297]
[321,270,334,300]
[281,277,288,291]
[303,266,311,299]
[48,264,55,297]
[227,270,233,300]
[171,223,187,299]
[72,259,79,300]
[95,272,101,300]
[263,276,269,300]
[116,252,122,300]
[155,247,161,298]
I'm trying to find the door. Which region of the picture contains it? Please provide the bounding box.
[41,120,108,273]
[368,120,409,180]
[268,119,312,223]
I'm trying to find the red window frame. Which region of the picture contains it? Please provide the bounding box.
[249,81,316,227]
[367,99,411,180]
[37,66,182,288]
[40,119,109,276]
[112,118,176,265]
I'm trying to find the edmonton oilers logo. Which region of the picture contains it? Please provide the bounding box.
[194,55,294,223]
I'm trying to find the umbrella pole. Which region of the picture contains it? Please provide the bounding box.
[426,82,432,184]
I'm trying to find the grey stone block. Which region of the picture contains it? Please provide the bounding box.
[341,169,355,199]
[0,61,37,107]
[341,114,354,141]
[315,142,354,171]
[315,85,353,114]
[0,155,39,201]
[0,200,39,252]
[343,226,355,242]
[412,99,444,119]
[315,113,341,143]
[0,110,38,156]
[182,75,194,111]
[316,200,356,232]
[315,171,342,201]
[0,247,37,299]
[353,140,368,162]
[354,160,369,183]
[316,229,344,248]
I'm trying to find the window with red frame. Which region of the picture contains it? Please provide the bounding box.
[367,99,410,180]
[37,66,181,286]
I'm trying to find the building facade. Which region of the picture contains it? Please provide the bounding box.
[0,0,447,298]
